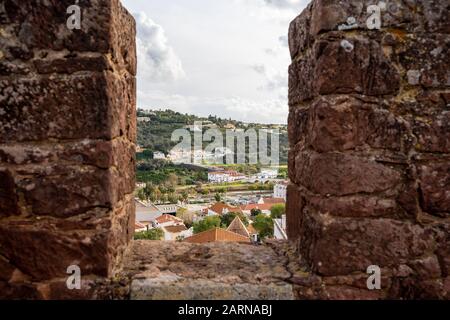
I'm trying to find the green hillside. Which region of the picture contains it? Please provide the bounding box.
[136,108,289,164]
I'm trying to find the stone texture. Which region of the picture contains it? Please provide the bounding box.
[124,241,296,300]
[0,169,20,217]
[294,152,402,196]
[0,0,136,299]
[288,0,449,300]
[0,72,135,142]
[289,37,400,105]
[418,162,450,216]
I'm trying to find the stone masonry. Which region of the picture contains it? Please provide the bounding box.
[287,0,449,299]
[0,0,136,299]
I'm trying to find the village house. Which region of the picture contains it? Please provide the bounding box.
[273,182,288,200]
[153,151,166,160]
[153,214,184,228]
[257,197,286,205]
[135,222,148,233]
[204,202,243,216]
[208,170,246,183]
[240,203,276,216]
[155,204,182,215]
[162,225,193,241]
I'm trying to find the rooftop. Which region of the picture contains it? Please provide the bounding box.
[163,225,188,234]
[184,228,251,244]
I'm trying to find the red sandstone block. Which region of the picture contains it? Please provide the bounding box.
[288,3,312,60]
[1,0,136,75]
[418,162,450,216]
[10,160,134,218]
[397,34,450,89]
[294,152,402,196]
[0,138,135,168]
[33,56,110,74]
[0,169,20,217]
[392,90,449,118]
[306,195,402,219]
[287,106,309,148]
[0,71,135,143]
[289,37,400,105]
[299,213,442,276]
[0,198,133,281]
[414,112,450,154]
[13,165,115,217]
[286,184,303,240]
[288,0,449,60]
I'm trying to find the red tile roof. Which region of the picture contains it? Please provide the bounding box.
[246,224,258,235]
[240,203,275,211]
[205,203,243,215]
[184,228,250,244]
[156,214,183,224]
[226,217,250,238]
[164,225,188,233]
[262,198,285,204]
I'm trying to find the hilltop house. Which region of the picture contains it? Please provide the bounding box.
[153,214,184,228]
[153,151,166,160]
[240,203,277,216]
[273,182,288,200]
[204,203,243,216]
[208,170,246,183]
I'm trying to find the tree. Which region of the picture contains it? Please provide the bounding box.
[220,212,249,228]
[134,228,164,240]
[137,189,147,201]
[168,193,179,204]
[167,173,179,188]
[177,208,195,227]
[193,216,221,234]
[214,192,222,202]
[181,191,189,203]
[253,214,274,240]
[270,204,286,219]
[251,208,262,217]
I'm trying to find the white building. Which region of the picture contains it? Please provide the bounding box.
[162,225,193,241]
[153,151,166,160]
[137,117,151,123]
[256,169,279,180]
[274,215,287,240]
[208,170,246,183]
[153,214,184,228]
[155,204,181,215]
[274,182,288,200]
[168,148,192,163]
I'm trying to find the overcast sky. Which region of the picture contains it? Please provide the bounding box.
[121,0,308,124]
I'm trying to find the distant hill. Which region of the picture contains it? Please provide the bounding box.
[137,109,289,164]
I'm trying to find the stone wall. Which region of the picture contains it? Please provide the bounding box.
[287,0,449,299]
[0,0,136,299]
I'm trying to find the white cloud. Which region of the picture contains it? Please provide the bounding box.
[134,12,185,82]
[121,0,303,124]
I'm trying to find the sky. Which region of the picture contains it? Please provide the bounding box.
[121,0,309,124]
